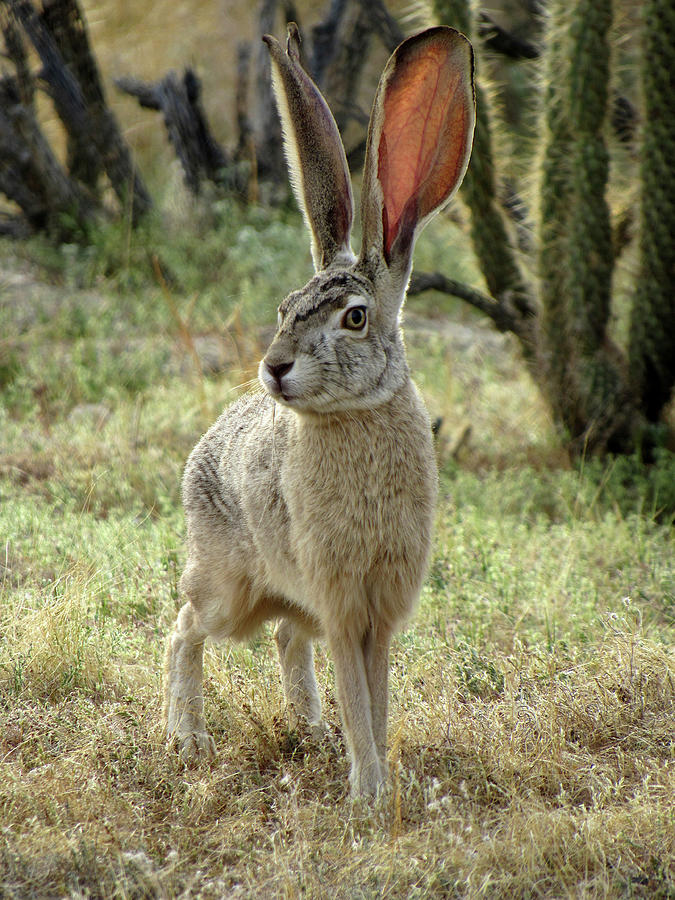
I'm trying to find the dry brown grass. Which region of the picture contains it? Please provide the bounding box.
[1,574,673,897]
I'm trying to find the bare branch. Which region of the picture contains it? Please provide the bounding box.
[408,270,535,341]
[310,0,348,83]
[116,69,238,196]
[477,13,539,60]
[357,0,403,53]
[4,0,151,223]
[234,42,253,159]
[112,75,161,110]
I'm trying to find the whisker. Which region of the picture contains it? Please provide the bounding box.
[227,377,261,394]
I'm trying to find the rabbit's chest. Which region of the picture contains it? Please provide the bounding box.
[284,410,436,583]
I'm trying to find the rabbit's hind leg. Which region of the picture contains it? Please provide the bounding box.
[163,601,216,763]
[274,618,324,739]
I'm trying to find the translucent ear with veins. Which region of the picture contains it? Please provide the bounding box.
[359,27,475,290]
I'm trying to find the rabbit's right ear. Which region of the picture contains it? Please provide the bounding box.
[359,27,475,313]
[263,24,354,271]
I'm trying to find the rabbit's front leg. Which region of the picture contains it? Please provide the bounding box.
[164,602,216,762]
[274,618,325,739]
[328,628,384,798]
[363,623,391,775]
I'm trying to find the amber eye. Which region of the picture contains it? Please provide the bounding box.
[342,306,367,331]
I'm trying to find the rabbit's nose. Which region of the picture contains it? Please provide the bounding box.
[265,360,294,384]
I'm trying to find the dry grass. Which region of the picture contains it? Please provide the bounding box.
[1,606,672,897]
[1,206,674,897]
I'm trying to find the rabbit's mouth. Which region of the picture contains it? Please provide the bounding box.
[259,356,303,407]
[275,387,299,406]
[262,376,332,413]
[264,381,296,406]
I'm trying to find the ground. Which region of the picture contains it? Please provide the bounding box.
[0,215,673,898]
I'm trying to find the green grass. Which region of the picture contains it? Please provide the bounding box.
[0,209,673,898]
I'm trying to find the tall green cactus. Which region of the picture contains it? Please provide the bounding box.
[429,0,674,454]
[537,0,577,417]
[628,0,675,423]
[541,0,614,350]
[539,0,633,451]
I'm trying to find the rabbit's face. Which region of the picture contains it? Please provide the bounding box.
[259,269,406,414]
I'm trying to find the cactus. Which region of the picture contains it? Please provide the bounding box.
[628,0,675,423]
[537,0,577,416]
[428,0,674,454]
[539,0,633,451]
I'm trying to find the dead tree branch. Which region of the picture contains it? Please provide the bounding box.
[116,69,247,196]
[477,13,539,60]
[408,270,536,342]
[0,0,151,232]
[357,0,403,53]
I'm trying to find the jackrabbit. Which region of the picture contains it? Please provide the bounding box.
[164,24,475,797]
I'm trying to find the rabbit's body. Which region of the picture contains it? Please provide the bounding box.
[182,377,436,642]
[164,24,474,797]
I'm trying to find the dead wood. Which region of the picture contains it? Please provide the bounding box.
[116,69,246,196]
[0,0,151,233]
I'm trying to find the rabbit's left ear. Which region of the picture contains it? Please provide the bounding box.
[359,27,475,303]
[263,24,354,271]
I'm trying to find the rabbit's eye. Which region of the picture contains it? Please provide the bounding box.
[342,306,367,331]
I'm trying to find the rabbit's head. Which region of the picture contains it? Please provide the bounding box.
[259,24,475,414]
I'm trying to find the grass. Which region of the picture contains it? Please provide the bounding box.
[0,204,673,898]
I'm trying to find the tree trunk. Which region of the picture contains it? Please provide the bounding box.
[0,0,151,231]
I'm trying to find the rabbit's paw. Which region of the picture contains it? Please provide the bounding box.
[298,717,332,744]
[309,720,333,743]
[172,731,216,764]
[349,758,386,800]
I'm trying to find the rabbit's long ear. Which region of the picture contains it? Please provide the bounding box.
[263,25,354,271]
[359,27,475,306]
